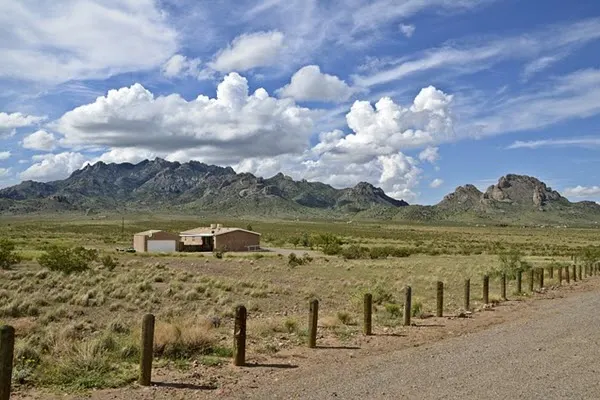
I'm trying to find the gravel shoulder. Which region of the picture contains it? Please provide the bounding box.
[241,281,600,400]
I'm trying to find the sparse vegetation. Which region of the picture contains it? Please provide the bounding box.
[0,215,596,395]
[0,238,22,270]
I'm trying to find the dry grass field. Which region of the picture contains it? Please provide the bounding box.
[0,214,598,395]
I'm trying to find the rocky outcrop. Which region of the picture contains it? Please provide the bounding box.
[482,174,563,207]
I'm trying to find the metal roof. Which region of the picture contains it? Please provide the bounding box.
[180,227,261,236]
[134,230,163,236]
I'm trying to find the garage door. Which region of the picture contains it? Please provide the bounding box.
[147,240,176,253]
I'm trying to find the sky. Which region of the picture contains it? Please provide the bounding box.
[1,0,600,205]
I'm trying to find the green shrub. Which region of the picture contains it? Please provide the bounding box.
[213,251,223,259]
[384,303,402,318]
[336,311,353,325]
[369,246,391,259]
[101,255,118,271]
[284,318,298,333]
[411,302,423,317]
[341,245,370,260]
[0,238,22,270]
[372,285,394,305]
[322,242,342,255]
[38,246,98,274]
[390,247,412,258]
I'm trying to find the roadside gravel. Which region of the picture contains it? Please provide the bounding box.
[242,288,600,399]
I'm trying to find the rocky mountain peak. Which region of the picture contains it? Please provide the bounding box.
[483,174,564,207]
[437,184,483,211]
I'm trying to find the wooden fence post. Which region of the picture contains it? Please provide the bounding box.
[528,269,534,292]
[436,281,444,317]
[572,265,577,282]
[578,265,582,281]
[363,293,372,336]
[483,275,489,305]
[308,299,319,348]
[139,314,155,386]
[404,286,412,326]
[233,305,247,366]
[0,325,15,400]
[516,270,522,294]
[538,268,544,289]
[464,279,470,310]
[558,267,562,285]
[565,266,570,284]
[501,273,507,300]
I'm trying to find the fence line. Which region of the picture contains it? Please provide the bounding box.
[0,261,598,398]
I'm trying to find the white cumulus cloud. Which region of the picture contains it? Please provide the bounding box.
[429,178,444,188]
[0,151,10,161]
[22,130,57,151]
[337,86,453,158]
[161,54,203,79]
[90,148,159,165]
[20,152,86,182]
[563,185,600,198]
[399,24,415,38]
[277,65,355,102]
[0,112,45,137]
[507,137,600,149]
[418,146,440,163]
[0,168,10,178]
[50,73,314,164]
[209,31,285,72]
[1,0,177,84]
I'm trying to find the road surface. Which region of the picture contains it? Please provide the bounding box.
[243,288,600,399]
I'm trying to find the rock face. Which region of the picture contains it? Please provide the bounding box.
[0,158,409,215]
[437,184,483,212]
[482,174,564,208]
[437,174,575,215]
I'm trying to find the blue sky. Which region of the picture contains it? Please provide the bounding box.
[1,0,600,205]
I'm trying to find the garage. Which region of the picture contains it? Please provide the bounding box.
[147,240,177,253]
[133,230,181,253]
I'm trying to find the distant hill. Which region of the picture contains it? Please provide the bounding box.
[0,159,408,217]
[421,174,600,225]
[1,162,599,225]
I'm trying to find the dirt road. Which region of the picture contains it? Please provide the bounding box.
[242,288,600,399]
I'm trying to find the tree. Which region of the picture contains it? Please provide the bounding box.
[38,245,98,274]
[497,247,526,278]
[0,238,22,270]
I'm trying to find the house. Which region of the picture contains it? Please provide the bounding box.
[133,230,181,253]
[180,224,261,252]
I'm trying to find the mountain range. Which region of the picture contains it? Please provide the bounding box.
[1,159,599,225]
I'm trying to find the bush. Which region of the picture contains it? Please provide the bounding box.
[38,245,98,274]
[390,247,412,258]
[369,246,391,259]
[322,242,342,255]
[101,255,118,271]
[288,252,313,267]
[411,302,423,317]
[384,303,402,318]
[336,311,353,325]
[341,245,370,260]
[0,238,22,270]
[213,251,223,259]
